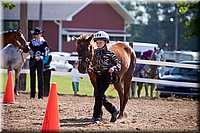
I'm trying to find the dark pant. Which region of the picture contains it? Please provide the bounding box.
[43,69,51,96]
[29,58,44,99]
[93,73,117,118]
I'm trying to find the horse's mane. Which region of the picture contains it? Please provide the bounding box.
[76,34,97,49]
[78,34,90,40]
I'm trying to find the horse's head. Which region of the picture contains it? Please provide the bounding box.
[15,29,27,47]
[3,29,28,50]
[152,47,164,61]
[21,42,30,53]
[74,34,93,73]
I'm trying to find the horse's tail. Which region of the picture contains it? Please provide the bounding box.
[130,49,137,72]
[123,49,137,97]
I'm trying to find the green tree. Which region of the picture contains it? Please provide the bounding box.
[2,2,15,9]
[177,1,200,37]
[121,1,199,51]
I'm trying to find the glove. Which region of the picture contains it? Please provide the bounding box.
[88,67,94,73]
[109,66,116,74]
[35,56,43,61]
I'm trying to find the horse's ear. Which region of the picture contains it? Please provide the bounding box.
[73,36,78,40]
[88,34,94,42]
[17,27,22,33]
[73,36,78,46]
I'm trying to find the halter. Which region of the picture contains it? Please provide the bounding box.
[78,44,93,68]
[15,31,26,49]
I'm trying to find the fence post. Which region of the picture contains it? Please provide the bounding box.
[19,69,26,91]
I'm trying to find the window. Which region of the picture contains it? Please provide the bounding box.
[110,36,124,41]
[3,21,19,31]
[62,34,80,42]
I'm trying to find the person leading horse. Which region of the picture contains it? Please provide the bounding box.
[88,31,121,123]
[75,31,136,123]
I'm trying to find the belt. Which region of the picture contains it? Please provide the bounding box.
[96,70,107,75]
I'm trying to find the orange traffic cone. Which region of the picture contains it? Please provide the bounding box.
[42,82,60,132]
[3,71,15,104]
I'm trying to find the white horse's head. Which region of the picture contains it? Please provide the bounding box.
[153,47,164,61]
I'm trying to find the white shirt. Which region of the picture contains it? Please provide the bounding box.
[32,37,45,46]
[71,68,82,82]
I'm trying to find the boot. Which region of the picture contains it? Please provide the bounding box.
[14,89,19,96]
[92,117,101,124]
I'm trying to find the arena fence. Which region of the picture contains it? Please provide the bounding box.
[1,59,199,88]
[134,59,199,88]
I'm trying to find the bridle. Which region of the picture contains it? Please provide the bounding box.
[14,31,29,64]
[15,31,27,49]
[78,44,93,68]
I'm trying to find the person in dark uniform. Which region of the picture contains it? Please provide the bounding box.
[88,31,121,123]
[43,47,52,97]
[29,27,49,100]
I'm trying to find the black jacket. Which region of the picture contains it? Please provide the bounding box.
[93,46,121,73]
[29,37,48,59]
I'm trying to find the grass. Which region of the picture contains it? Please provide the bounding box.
[0,73,118,97]
[0,73,154,97]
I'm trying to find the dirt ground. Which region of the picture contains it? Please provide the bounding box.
[1,92,199,132]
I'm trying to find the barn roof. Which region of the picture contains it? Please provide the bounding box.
[3,0,133,24]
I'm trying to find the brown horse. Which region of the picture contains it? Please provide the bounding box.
[75,34,136,119]
[132,48,163,98]
[143,47,163,97]
[1,29,27,50]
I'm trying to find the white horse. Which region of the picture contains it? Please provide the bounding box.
[1,44,29,95]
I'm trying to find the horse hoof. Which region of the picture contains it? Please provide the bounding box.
[117,113,123,119]
[15,92,19,96]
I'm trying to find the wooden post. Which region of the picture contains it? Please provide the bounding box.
[20,1,28,40]
[19,2,28,91]
[19,72,27,91]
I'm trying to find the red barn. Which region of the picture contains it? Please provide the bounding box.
[3,0,133,52]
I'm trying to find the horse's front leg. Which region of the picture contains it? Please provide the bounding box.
[114,82,124,119]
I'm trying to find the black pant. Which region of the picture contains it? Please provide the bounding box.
[29,58,44,99]
[43,69,51,96]
[93,73,117,118]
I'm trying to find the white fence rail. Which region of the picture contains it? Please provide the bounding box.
[134,59,199,88]
[133,77,199,88]
[1,59,199,88]
[137,59,199,69]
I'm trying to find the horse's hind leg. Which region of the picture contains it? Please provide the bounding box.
[114,82,124,119]
[122,70,133,117]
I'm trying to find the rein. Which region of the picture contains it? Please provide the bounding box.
[88,45,93,68]
[19,50,25,64]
